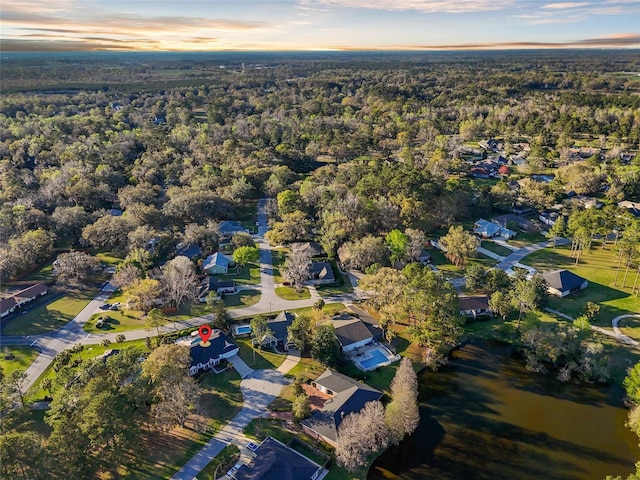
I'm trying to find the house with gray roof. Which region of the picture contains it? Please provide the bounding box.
[473,219,516,239]
[232,436,323,480]
[459,295,493,318]
[301,369,383,447]
[307,261,336,286]
[259,311,297,351]
[541,270,588,297]
[331,314,374,352]
[218,221,248,239]
[0,283,48,318]
[203,252,234,275]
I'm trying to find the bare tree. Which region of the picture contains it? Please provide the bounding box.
[54,251,100,283]
[405,228,427,262]
[112,262,143,288]
[282,249,311,291]
[161,256,198,308]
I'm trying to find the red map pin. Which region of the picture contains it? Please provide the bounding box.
[198,325,212,347]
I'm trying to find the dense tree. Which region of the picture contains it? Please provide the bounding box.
[145,308,166,337]
[338,235,390,272]
[232,246,259,267]
[231,232,255,249]
[336,401,389,472]
[310,323,341,367]
[292,393,311,423]
[439,225,478,268]
[385,229,409,265]
[282,248,312,291]
[82,215,134,253]
[265,210,312,245]
[123,278,160,312]
[385,358,420,444]
[287,314,312,351]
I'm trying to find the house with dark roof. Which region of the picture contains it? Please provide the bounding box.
[232,436,324,480]
[619,201,640,218]
[459,295,493,318]
[541,270,588,297]
[0,283,48,318]
[199,277,236,299]
[539,211,561,226]
[331,314,374,352]
[188,329,239,375]
[301,369,383,447]
[307,261,336,286]
[492,213,535,232]
[176,243,202,259]
[203,252,234,275]
[346,306,384,341]
[259,311,297,351]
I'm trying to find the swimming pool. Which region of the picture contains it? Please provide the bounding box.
[358,349,389,370]
[234,325,252,336]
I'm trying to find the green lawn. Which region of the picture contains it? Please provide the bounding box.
[94,251,125,266]
[22,260,55,281]
[618,317,640,341]
[2,287,99,336]
[224,289,261,309]
[523,244,640,323]
[235,338,286,370]
[0,346,39,376]
[275,286,311,300]
[212,262,261,286]
[286,303,345,318]
[317,265,354,297]
[480,240,513,257]
[506,231,547,248]
[199,368,244,432]
[271,249,287,284]
[284,354,327,381]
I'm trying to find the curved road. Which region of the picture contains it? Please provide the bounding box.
[2,199,363,392]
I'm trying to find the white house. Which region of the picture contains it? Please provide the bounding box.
[0,283,48,318]
[331,314,374,352]
[188,329,239,375]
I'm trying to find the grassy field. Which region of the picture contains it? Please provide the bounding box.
[619,317,640,341]
[0,346,39,376]
[2,286,99,336]
[506,231,547,248]
[271,249,287,284]
[198,368,243,432]
[224,289,261,309]
[481,240,514,257]
[275,286,311,300]
[286,353,327,381]
[213,262,261,286]
[235,338,286,370]
[523,244,640,323]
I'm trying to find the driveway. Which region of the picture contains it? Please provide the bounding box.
[496,238,571,271]
[171,368,287,480]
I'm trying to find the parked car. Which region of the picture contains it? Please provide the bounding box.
[247,442,259,452]
[100,303,111,310]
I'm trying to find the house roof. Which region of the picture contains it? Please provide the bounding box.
[459,295,490,311]
[541,270,587,293]
[301,369,382,443]
[619,201,640,218]
[331,316,373,348]
[189,329,238,368]
[208,278,235,290]
[0,297,17,314]
[474,219,501,236]
[346,306,383,339]
[1,283,48,315]
[176,243,202,259]
[233,437,320,480]
[203,252,231,271]
[491,213,533,229]
[218,221,247,235]
[309,261,335,282]
[290,241,324,257]
[267,311,295,342]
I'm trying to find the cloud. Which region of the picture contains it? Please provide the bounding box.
[329,33,640,50]
[298,0,516,13]
[541,2,592,9]
[0,0,269,51]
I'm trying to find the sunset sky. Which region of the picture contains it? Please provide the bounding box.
[1,0,639,51]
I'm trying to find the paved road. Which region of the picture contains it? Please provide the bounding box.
[496,238,571,271]
[4,198,363,393]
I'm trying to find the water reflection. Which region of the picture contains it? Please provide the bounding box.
[369,340,639,480]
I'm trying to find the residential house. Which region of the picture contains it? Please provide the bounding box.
[345,306,384,341]
[308,261,336,286]
[301,369,383,447]
[459,295,493,318]
[416,250,431,264]
[621,152,636,165]
[539,211,561,226]
[259,311,297,351]
[108,208,123,216]
[0,283,48,318]
[232,436,324,480]
[188,330,239,375]
[618,200,640,218]
[541,270,588,297]
[470,167,491,179]
[474,219,516,239]
[572,195,603,210]
[492,213,535,232]
[176,243,202,259]
[331,314,374,352]
[218,221,248,239]
[199,277,236,300]
[290,241,324,258]
[203,252,234,275]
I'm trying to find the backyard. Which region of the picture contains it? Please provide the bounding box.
[522,244,640,323]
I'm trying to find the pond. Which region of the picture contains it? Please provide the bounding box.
[369,341,639,480]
